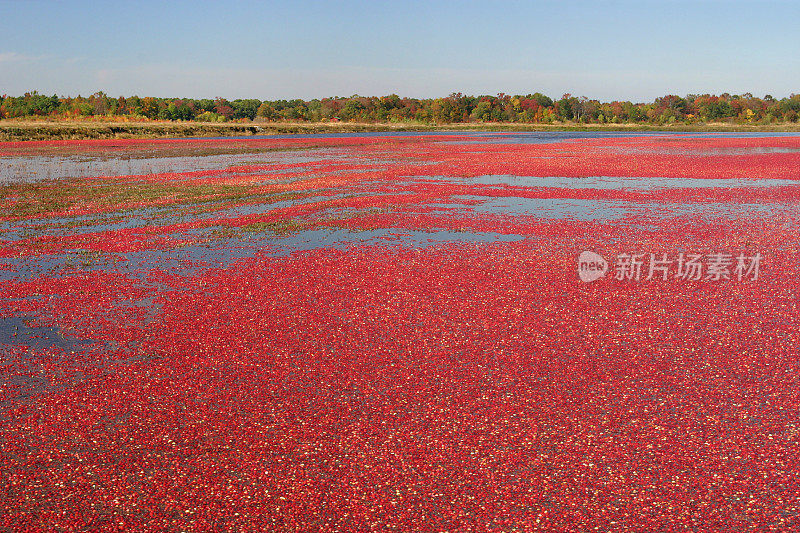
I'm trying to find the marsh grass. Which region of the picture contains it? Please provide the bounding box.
[3,120,800,142]
[1,180,300,220]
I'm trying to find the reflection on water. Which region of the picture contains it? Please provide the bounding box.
[0,149,340,183]
[433,195,786,220]
[618,147,800,156]
[3,228,525,281]
[0,316,94,352]
[411,174,800,190]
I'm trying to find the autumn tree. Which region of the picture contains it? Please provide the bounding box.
[256,102,278,121]
[140,97,160,119]
[214,98,234,120]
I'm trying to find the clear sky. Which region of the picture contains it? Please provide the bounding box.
[1,0,798,102]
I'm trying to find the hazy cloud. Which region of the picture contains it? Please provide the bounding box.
[3,57,798,102]
[0,51,45,63]
[61,63,800,102]
[0,52,23,62]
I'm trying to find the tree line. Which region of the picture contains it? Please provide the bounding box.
[2,91,799,125]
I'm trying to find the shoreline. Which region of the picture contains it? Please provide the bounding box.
[1,120,799,142]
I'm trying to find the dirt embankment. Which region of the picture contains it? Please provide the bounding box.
[1,120,798,141]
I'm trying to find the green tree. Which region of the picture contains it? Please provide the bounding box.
[232,99,261,120]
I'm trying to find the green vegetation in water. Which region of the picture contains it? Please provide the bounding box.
[210,219,307,238]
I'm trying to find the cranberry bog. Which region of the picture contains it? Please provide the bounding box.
[1,132,800,531]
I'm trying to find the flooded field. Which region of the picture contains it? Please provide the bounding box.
[2,132,800,530]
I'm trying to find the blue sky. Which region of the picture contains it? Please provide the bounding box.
[1,0,798,101]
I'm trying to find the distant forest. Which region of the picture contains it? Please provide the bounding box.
[2,91,799,125]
